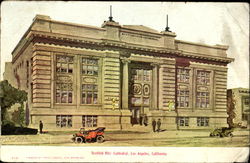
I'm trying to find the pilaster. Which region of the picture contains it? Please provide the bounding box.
[121,58,131,110]
[151,63,160,110]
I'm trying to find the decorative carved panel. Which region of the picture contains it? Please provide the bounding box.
[82,77,97,83]
[143,84,150,95]
[56,75,73,83]
[131,83,142,95]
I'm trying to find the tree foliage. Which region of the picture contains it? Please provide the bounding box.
[11,103,25,126]
[227,90,236,128]
[0,80,27,122]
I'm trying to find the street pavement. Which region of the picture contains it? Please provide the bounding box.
[1,129,249,147]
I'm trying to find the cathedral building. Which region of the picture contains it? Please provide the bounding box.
[6,14,234,130]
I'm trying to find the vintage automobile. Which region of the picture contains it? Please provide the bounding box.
[72,127,105,143]
[209,127,234,137]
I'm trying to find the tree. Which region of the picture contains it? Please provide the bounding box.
[0,80,27,126]
[11,103,25,126]
[227,90,236,128]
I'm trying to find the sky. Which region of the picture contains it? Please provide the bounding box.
[0,2,249,89]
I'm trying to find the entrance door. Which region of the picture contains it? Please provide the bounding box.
[129,66,152,125]
[131,107,140,124]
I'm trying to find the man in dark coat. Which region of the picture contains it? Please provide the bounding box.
[39,121,43,134]
[152,119,156,132]
[157,119,161,132]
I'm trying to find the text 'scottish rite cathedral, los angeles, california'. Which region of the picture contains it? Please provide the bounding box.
[5,14,234,131]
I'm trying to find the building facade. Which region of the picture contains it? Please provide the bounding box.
[7,15,234,131]
[227,88,250,127]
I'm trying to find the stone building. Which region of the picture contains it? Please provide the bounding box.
[227,88,250,127]
[6,14,234,131]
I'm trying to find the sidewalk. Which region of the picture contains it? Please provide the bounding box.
[105,129,250,140]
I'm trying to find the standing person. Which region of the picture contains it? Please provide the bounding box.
[152,119,156,132]
[157,119,161,132]
[144,115,148,126]
[39,121,43,134]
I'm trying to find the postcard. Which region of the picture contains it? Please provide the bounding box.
[0,1,249,162]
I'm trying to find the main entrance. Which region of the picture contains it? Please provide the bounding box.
[129,63,152,125]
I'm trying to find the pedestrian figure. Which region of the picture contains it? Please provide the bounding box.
[144,115,148,126]
[139,115,143,125]
[39,121,43,134]
[157,119,161,132]
[152,119,156,132]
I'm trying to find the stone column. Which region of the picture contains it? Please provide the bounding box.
[121,58,130,110]
[151,63,159,110]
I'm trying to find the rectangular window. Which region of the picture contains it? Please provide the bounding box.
[56,115,72,127]
[143,70,151,81]
[177,68,190,108]
[244,98,249,106]
[177,90,189,107]
[81,57,99,104]
[82,58,98,75]
[196,92,209,108]
[197,117,209,126]
[56,56,74,73]
[176,117,189,126]
[56,83,73,103]
[196,70,211,108]
[82,115,98,127]
[82,84,98,104]
[197,71,210,85]
[177,68,190,83]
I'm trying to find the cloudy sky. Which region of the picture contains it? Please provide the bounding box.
[1,2,249,89]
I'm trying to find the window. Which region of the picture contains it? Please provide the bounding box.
[244,98,249,106]
[81,84,98,104]
[176,117,189,126]
[177,68,190,83]
[196,71,211,108]
[177,68,190,108]
[177,90,189,107]
[81,58,99,104]
[196,92,209,108]
[82,58,98,75]
[197,71,210,85]
[197,117,209,126]
[56,56,74,73]
[56,115,72,127]
[143,70,151,81]
[131,69,151,82]
[56,83,73,103]
[82,115,97,127]
[242,114,249,121]
[56,55,74,104]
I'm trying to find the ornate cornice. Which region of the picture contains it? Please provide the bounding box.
[13,31,234,66]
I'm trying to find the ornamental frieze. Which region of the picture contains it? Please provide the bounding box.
[121,32,159,41]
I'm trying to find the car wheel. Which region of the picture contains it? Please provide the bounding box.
[75,137,83,143]
[229,133,233,137]
[96,136,104,143]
